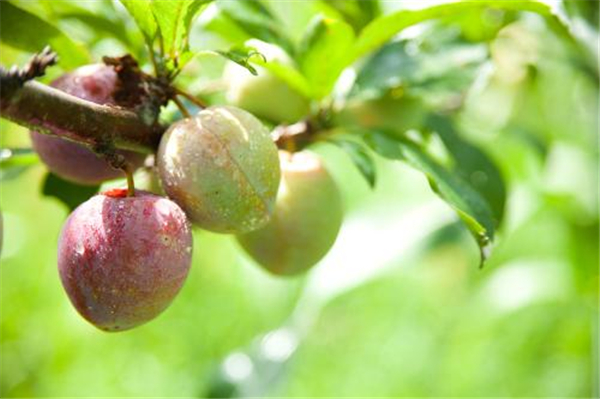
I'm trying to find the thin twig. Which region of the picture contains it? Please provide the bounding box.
[0,46,58,90]
[149,46,160,77]
[174,88,207,109]
[172,95,191,117]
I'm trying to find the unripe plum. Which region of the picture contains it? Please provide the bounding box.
[30,64,145,185]
[157,106,280,233]
[224,40,310,124]
[237,151,343,276]
[58,188,192,331]
[334,94,425,134]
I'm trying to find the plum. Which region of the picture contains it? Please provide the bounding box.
[30,64,145,185]
[224,40,310,124]
[333,94,426,134]
[157,105,281,233]
[58,188,192,331]
[237,151,343,275]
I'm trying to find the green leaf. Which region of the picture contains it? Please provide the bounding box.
[42,173,99,211]
[298,15,355,99]
[119,0,157,46]
[425,115,506,228]
[351,1,575,64]
[365,131,495,266]
[216,0,294,53]
[253,58,313,99]
[199,6,252,46]
[321,0,381,32]
[0,148,38,182]
[215,46,266,75]
[329,138,377,188]
[57,10,134,47]
[150,0,208,60]
[0,1,89,68]
[350,33,487,106]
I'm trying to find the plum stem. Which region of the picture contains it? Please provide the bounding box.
[174,88,206,109]
[92,142,136,197]
[172,95,191,117]
[124,166,136,197]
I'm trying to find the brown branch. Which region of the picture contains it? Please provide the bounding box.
[271,120,314,151]
[0,79,163,152]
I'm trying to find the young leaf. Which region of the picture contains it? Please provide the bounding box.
[42,173,99,211]
[365,131,496,266]
[189,46,311,96]
[119,0,157,46]
[215,46,265,75]
[150,0,209,60]
[298,15,355,99]
[329,138,377,188]
[0,1,89,68]
[216,0,294,53]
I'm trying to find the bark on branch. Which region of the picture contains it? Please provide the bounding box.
[0,79,163,153]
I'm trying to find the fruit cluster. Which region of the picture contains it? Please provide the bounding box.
[33,64,343,331]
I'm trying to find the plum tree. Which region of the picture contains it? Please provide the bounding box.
[157,105,281,233]
[57,188,192,331]
[224,40,311,124]
[30,64,145,185]
[237,151,343,275]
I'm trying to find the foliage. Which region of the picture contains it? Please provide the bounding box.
[0,0,597,397]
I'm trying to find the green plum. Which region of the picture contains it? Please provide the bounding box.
[224,40,311,124]
[157,106,281,233]
[333,93,426,134]
[237,151,343,276]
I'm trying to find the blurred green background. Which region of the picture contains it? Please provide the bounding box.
[0,0,598,397]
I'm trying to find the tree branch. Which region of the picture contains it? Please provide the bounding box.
[0,79,163,152]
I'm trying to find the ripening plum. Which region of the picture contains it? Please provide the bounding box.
[30,64,145,185]
[157,105,280,234]
[58,188,192,331]
[237,151,343,276]
[224,40,310,124]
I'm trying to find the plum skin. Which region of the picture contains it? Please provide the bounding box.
[157,105,281,234]
[30,64,145,185]
[237,151,343,276]
[58,188,193,332]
